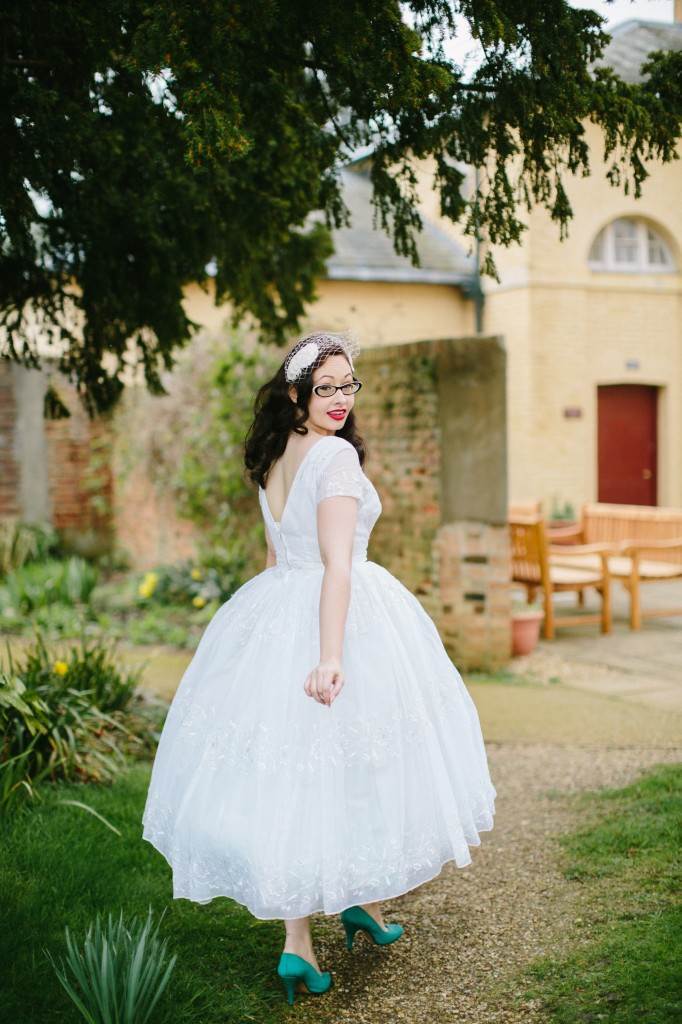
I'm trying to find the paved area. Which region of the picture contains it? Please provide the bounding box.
[512,579,682,712]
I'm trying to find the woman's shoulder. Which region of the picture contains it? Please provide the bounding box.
[317,434,360,464]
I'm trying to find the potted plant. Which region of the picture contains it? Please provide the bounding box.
[510,599,544,656]
[547,495,577,529]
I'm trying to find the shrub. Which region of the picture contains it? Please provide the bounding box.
[0,674,52,808]
[45,908,177,1024]
[15,631,139,712]
[2,556,99,613]
[0,518,61,575]
[0,631,160,812]
[135,556,242,608]
[0,600,91,638]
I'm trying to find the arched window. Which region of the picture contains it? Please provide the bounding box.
[588,218,675,272]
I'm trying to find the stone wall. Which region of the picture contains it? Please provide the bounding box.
[357,335,510,669]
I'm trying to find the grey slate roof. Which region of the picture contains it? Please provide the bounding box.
[592,19,682,84]
[322,169,475,286]
[321,19,682,285]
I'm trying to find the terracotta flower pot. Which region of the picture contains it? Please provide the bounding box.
[511,610,544,656]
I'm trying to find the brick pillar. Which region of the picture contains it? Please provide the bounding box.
[434,521,511,670]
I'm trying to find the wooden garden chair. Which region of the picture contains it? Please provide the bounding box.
[549,503,682,630]
[509,515,613,640]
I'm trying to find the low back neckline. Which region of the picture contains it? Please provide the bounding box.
[260,434,338,529]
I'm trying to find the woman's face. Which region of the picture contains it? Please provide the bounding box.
[290,353,356,436]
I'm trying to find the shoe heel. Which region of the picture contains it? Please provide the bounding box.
[343,921,360,949]
[280,975,298,1005]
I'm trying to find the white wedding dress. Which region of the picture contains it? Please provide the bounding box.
[142,434,497,919]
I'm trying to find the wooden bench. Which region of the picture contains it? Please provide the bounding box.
[549,503,682,629]
[509,515,612,640]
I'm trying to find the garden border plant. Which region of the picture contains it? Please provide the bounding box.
[0,629,163,813]
[45,907,177,1024]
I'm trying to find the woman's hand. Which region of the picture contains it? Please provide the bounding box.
[304,657,345,706]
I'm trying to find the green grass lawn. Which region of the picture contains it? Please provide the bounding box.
[0,764,290,1024]
[517,762,682,1023]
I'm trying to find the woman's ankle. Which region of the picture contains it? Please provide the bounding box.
[360,901,386,927]
[283,938,319,968]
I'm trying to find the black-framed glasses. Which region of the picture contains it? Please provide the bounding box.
[312,380,363,398]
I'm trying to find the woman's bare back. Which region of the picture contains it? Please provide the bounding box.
[263,434,331,523]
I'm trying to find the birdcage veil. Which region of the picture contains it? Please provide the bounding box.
[283,330,361,384]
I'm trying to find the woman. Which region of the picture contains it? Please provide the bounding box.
[142,330,497,1005]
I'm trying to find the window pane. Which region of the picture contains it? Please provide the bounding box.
[613,218,637,239]
[646,228,669,266]
[613,219,638,264]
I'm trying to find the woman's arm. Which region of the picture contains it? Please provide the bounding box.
[317,497,357,659]
[303,496,358,706]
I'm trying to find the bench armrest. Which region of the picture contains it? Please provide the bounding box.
[617,538,682,556]
[549,543,618,557]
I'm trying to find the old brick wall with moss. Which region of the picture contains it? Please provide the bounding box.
[357,336,510,669]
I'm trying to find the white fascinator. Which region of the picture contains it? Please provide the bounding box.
[284,331,361,384]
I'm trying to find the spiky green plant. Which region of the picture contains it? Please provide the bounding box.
[0,631,160,812]
[45,908,177,1024]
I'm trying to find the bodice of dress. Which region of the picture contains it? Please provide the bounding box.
[258,435,382,571]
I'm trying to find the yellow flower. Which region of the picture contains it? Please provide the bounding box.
[53,660,69,676]
[138,571,158,598]
[190,567,203,580]
[192,595,206,608]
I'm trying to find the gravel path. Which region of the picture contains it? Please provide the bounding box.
[291,739,681,1023]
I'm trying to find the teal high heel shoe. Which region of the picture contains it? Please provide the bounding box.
[277,952,332,1005]
[340,905,404,949]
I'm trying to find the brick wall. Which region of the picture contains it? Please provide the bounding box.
[0,362,114,554]
[358,341,442,604]
[45,400,115,553]
[113,459,198,569]
[357,336,511,669]
[0,362,20,518]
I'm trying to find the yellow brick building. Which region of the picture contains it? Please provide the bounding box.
[420,17,682,515]
[183,16,682,516]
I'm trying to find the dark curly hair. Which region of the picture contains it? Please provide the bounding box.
[244,339,366,489]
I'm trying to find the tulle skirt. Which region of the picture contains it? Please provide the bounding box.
[141,560,497,919]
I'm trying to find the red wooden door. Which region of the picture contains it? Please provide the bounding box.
[597,385,657,505]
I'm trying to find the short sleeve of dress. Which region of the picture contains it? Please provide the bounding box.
[315,445,364,505]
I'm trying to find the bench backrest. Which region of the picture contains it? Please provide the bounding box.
[582,503,682,566]
[509,499,543,518]
[509,516,550,585]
